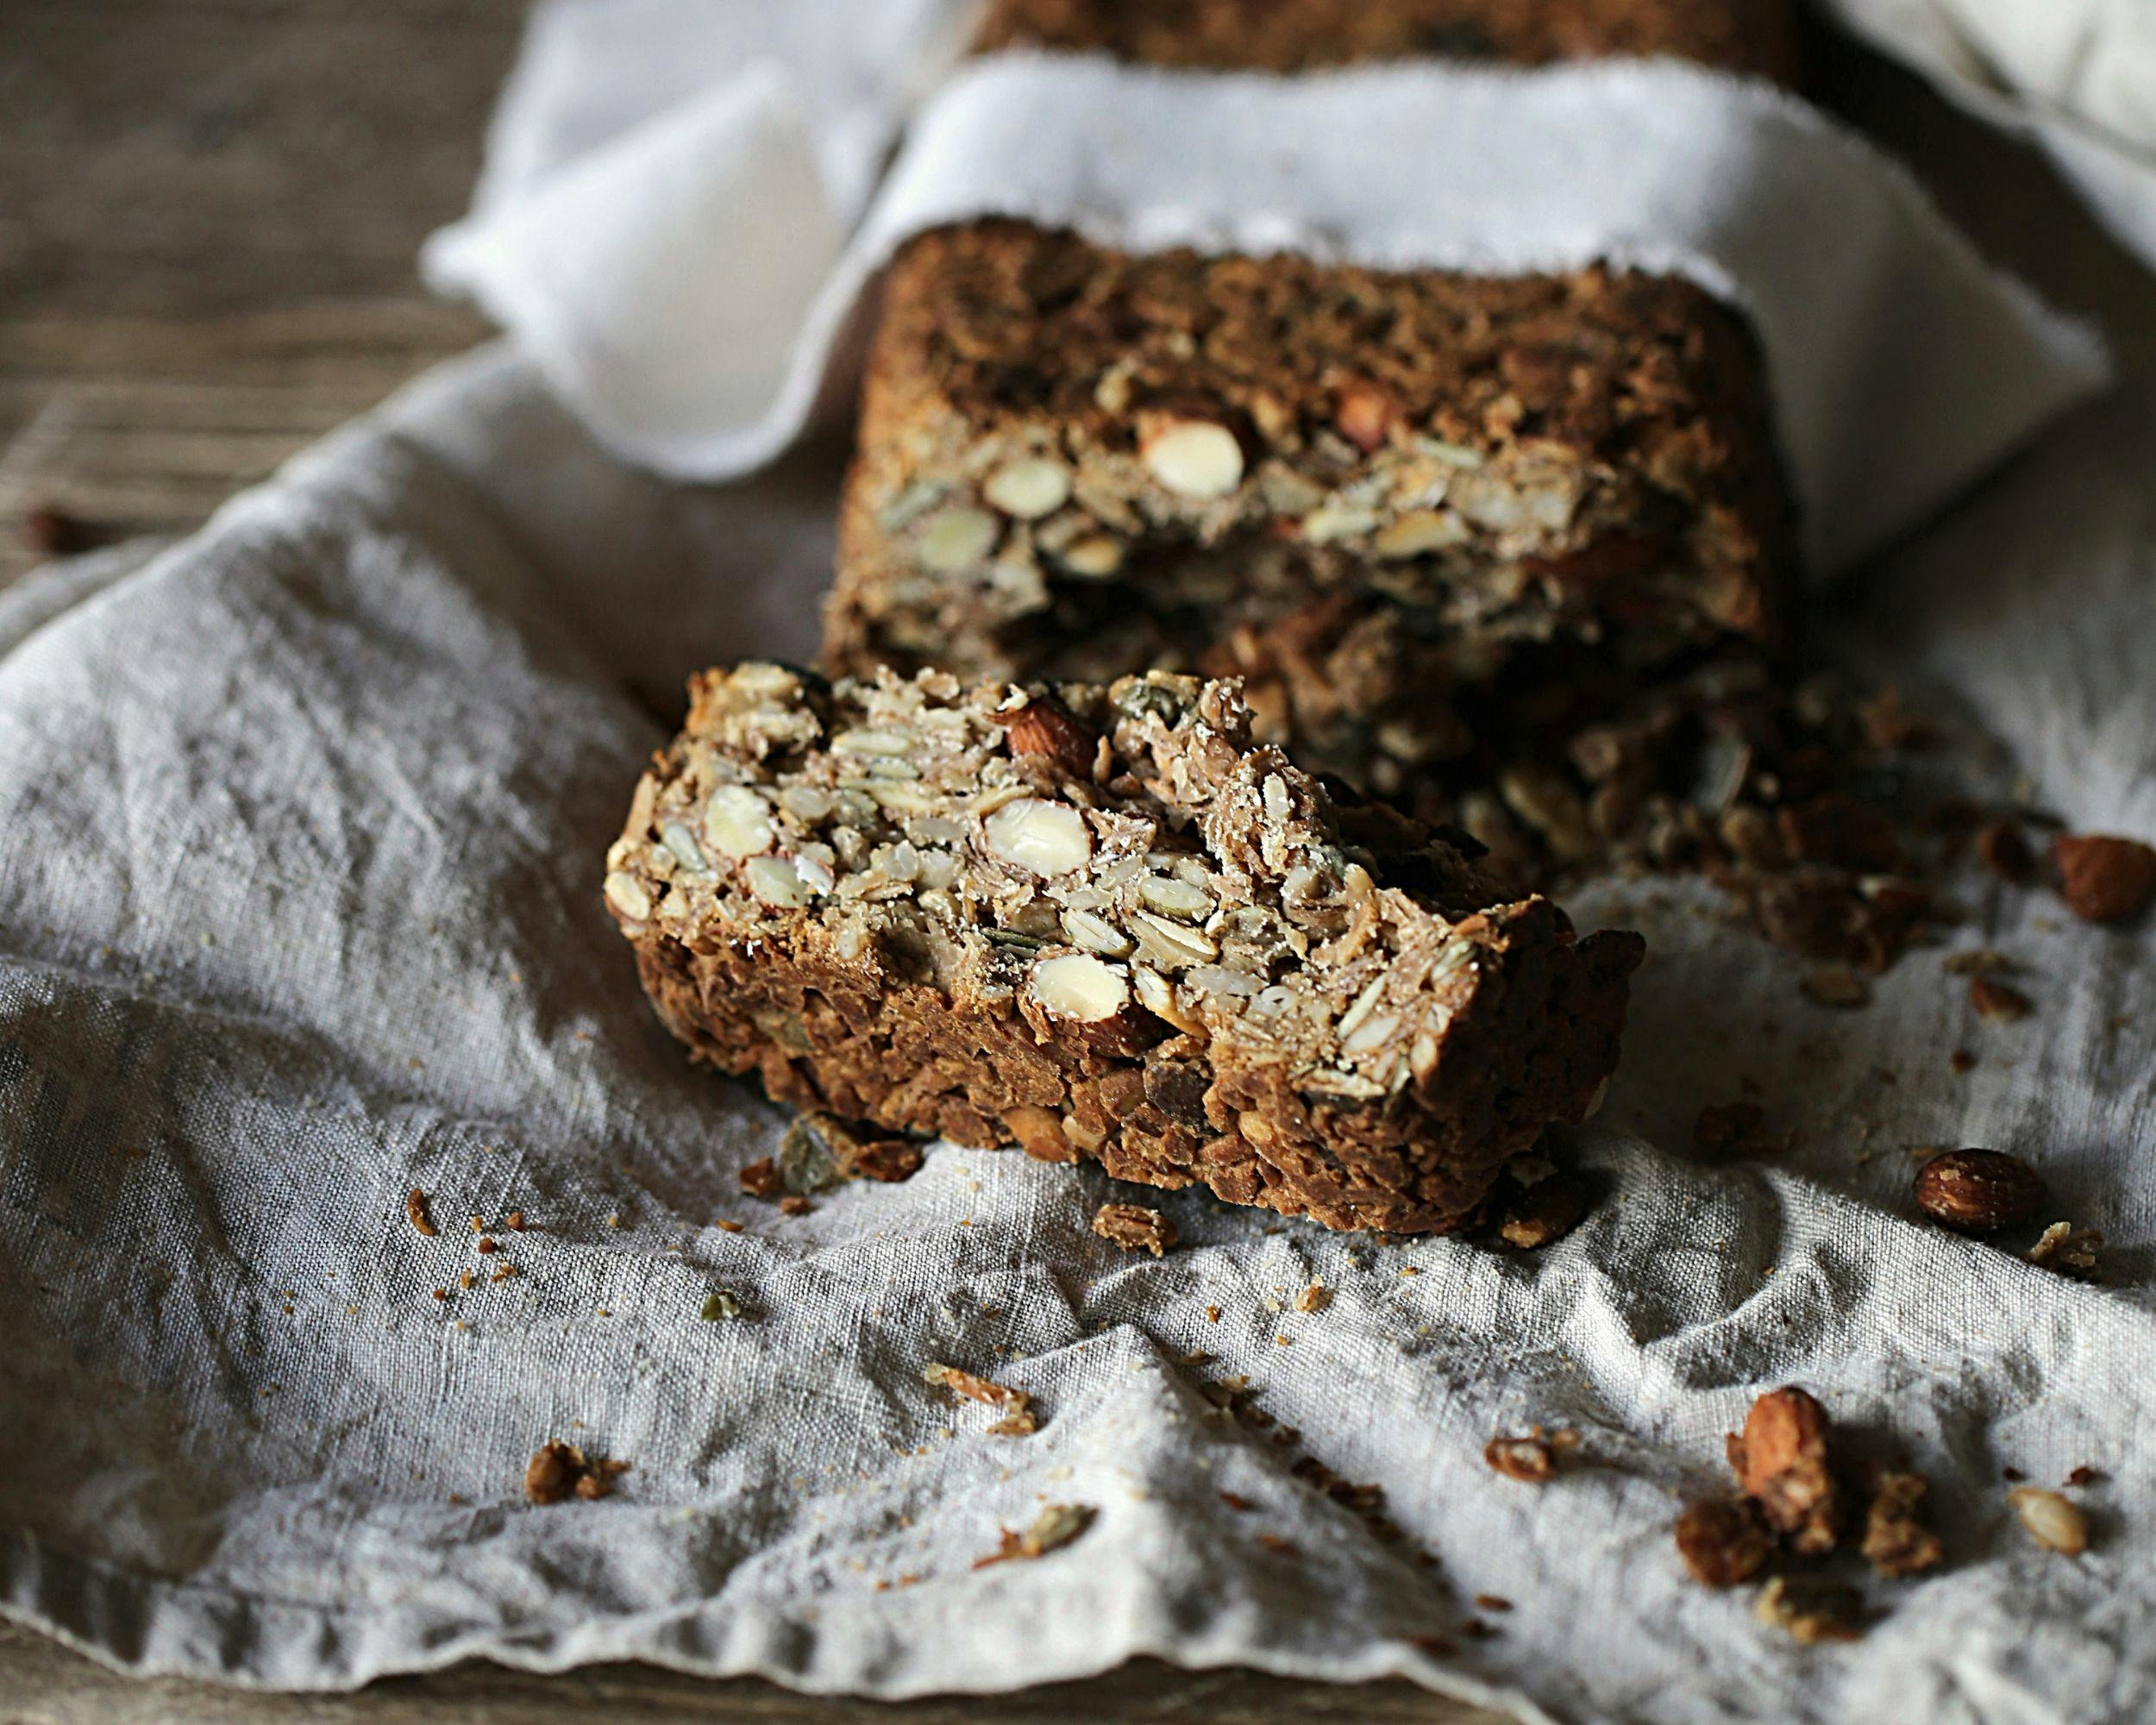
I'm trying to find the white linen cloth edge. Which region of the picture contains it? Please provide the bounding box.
[423,42,2111,577]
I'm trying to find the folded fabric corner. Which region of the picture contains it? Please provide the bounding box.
[423,60,851,478]
[424,44,2114,577]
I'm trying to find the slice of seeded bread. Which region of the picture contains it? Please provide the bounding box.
[605,662,1644,1232]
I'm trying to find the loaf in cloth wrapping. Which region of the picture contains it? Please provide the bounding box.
[5,6,2156,1722]
[423,8,2109,576]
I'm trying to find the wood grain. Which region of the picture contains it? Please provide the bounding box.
[0,0,511,584]
[0,1622,1509,1724]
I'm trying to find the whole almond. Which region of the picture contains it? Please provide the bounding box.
[1913,1149,2046,1234]
[1728,1386,1839,1553]
[2053,833,2156,924]
[1003,699,1100,781]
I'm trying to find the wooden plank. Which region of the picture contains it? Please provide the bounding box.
[1,1622,1508,1724]
[0,303,487,568]
[0,0,514,584]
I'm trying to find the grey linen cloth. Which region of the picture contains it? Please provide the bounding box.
[1,330,2153,1722]
[8,9,2156,1698]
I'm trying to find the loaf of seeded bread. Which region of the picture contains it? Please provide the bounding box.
[826,0,1798,844]
[975,0,1798,80]
[825,223,1792,818]
[604,664,1643,1233]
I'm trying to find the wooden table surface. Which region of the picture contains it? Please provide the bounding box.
[0,0,509,587]
[2,3,2149,1721]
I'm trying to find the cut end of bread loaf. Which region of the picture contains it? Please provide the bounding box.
[605,662,1643,1232]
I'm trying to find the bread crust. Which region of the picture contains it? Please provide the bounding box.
[974,0,1800,80]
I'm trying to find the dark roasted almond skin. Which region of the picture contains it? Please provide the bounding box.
[2053,833,2156,925]
[1003,699,1100,781]
[1913,1150,2046,1234]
